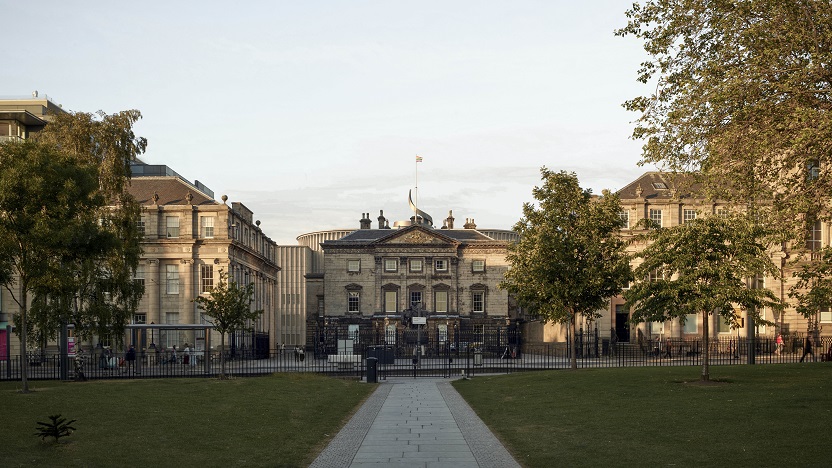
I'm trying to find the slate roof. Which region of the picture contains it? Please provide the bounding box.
[127,177,218,206]
[616,172,703,200]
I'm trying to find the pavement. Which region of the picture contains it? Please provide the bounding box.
[310,377,520,468]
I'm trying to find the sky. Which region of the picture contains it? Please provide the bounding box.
[4,1,656,244]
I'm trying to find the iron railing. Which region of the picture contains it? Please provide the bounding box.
[2,335,829,382]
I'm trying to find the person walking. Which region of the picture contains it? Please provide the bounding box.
[124,344,137,374]
[183,343,191,366]
[775,333,784,356]
[800,335,816,362]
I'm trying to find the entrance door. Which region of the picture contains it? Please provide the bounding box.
[615,305,630,342]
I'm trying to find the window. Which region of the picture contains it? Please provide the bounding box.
[717,310,732,333]
[435,290,448,313]
[410,291,422,308]
[472,260,485,272]
[386,324,397,344]
[648,269,665,282]
[652,182,668,190]
[409,259,423,272]
[348,292,360,312]
[472,291,485,313]
[384,258,398,272]
[384,291,397,313]
[821,307,831,323]
[649,209,662,228]
[435,259,448,272]
[347,259,360,272]
[201,265,214,293]
[133,314,147,325]
[683,209,697,224]
[137,217,145,237]
[650,321,664,335]
[200,216,215,238]
[683,314,697,334]
[166,264,179,294]
[619,211,629,229]
[716,208,728,217]
[808,160,820,181]
[806,220,822,251]
[134,265,145,289]
[348,324,360,342]
[166,216,180,238]
[438,324,448,343]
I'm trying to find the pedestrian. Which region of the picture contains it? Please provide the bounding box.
[294,345,300,362]
[800,335,815,362]
[124,344,137,374]
[171,345,178,364]
[775,333,783,356]
[183,343,191,366]
[663,339,673,359]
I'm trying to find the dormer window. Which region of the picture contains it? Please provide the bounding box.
[652,182,668,190]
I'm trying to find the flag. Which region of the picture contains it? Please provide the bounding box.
[416,155,423,163]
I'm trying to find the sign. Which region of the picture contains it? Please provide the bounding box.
[412,317,427,325]
[67,337,76,357]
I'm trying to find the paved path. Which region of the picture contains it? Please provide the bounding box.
[310,378,520,468]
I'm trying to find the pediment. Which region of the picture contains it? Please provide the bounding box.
[374,226,458,246]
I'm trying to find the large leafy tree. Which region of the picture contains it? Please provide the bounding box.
[27,110,145,346]
[0,142,106,392]
[500,168,632,370]
[624,214,781,381]
[194,270,263,379]
[617,1,832,240]
[0,109,145,392]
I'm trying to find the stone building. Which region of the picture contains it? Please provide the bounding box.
[127,162,281,352]
[305,209,517,353]
[538,171,826,345]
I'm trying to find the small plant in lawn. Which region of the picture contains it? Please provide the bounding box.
[34,414,77,442]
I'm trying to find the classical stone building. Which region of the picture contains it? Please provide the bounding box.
[127,162,281,352]
[305,209,518,353]
[538,171,825,345]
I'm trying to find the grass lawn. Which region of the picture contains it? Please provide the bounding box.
[453,364,832,467]
[1,374,375,468]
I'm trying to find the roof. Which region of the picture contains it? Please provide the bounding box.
[323,225,505,248]
[127,177,218,206]
[616,172,703,200]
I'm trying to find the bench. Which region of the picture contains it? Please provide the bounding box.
[327,354,363,370]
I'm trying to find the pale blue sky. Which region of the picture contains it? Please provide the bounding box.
[4,1,655,244]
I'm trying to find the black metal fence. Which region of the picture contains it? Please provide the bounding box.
[2,332,830,382]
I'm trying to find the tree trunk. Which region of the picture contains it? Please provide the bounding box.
[20,287,30,393]
[701,309,710,382]
[570,312,578,370]
[219,331,227,379]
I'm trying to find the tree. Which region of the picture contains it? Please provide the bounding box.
[624,214,781,381]
[500,168,632,370]
[27,110,145,347]
[0,142,103,392]
[194,270,263,379]
[617,1,832,240]
[0,109,145,393]
[789,246,832,328]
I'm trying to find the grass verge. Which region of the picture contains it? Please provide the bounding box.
[1,374,375,467]
[453,364,832,467]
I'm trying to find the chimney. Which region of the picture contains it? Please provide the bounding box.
[445,210,455,229]
[463,218,477,229]
[360,213,372,229]
[377,210,387,229]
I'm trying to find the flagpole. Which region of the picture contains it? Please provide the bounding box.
[415,155,418,223]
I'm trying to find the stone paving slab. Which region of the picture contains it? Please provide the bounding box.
[309,378,520,468]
